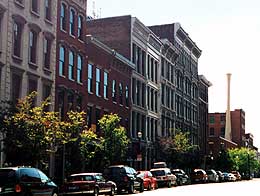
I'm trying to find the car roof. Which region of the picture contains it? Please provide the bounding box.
[70,173,102,176]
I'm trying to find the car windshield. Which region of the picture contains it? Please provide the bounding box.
[151,170,165,176]
[67,175,94,182]
[0,169,16,185]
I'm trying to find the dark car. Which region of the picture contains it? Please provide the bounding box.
[60,173,116,196]
[216,171,224,182]
[171,169,190,185]
[0,166,58,196]
[103,165,144,194]
[190,169,208,183]
[150,168,177,187]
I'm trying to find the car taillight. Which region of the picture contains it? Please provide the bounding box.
[15,184,22,193]
[124,176,128,182]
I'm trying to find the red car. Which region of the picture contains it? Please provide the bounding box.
[137,171,158,190]
[60,173,116,196]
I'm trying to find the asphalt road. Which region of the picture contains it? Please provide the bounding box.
[117,179,260,196]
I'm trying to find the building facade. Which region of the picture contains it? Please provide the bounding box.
[198,75,212,155]
[87,15,164,169]
[149,23,202,146]
[207,109,247,158]
[0,0,57,166]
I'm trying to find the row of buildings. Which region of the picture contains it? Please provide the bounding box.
[0,0,256,172]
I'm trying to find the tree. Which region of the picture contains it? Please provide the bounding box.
[2,92,86,176]
[98,114,129,166]
[157,130,198,168]
[78,128,104,171]
[228,147,260,177]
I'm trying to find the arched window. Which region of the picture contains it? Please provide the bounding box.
[69,8,75,35]
[60,3,66,30]
[68,50,74,80]
[59,46,65,76]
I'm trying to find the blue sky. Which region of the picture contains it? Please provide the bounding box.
[88,0,260,147]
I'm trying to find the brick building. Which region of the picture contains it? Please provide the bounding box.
[87,15,163,169]
[207,109,246,157]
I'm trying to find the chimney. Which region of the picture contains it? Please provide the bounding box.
[225,73,232,140]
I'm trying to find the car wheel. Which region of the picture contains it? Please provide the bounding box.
[93,188,99,196]
[147,182,151,191]
[128,182,135,194]
[109,186,115,196]
[139,182,144,192]
[167,181,172,188]
[179,179,183,186]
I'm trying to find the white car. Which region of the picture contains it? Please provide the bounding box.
[206,169,219,182]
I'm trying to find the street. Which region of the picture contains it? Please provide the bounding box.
[117,179,260,196]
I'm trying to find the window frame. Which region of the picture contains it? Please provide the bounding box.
[88,63,93,93]
[69,8,75,36]
[45,0,52,21]
[60,3,66,31]
[59,45,65,76]
[68,50,75,80]
[96,68,101,96]
[77,54,83,83]
[29,29,38,64]
[104,71,108,99]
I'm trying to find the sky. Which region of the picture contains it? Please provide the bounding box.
[87,0,260,147]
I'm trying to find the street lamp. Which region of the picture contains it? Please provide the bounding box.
[137,131,142,170]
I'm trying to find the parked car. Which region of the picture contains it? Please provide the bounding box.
[150,168,176,187]
[103,165,144,194]
[153,162,167,168]
[137,171,158,190]
[190,169,208,183]
[60,173,116,196]
[231,171,242,181]
[206,169,219,182]
[223,172,236,182]
[216,171,224,182]
[0,166,58,196]
[171,169,190,185]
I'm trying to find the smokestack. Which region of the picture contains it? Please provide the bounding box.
[225,73,232,140]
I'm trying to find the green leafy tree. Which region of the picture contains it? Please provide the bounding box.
[78,128,104,170]
[98,114,130,166]
[3,92,86,174]
[228,147,260,177]
[158,130,198,168]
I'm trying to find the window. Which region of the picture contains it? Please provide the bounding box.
[60,3,66,31]
[45,0,51,21]
[96,68,100,96]
[104,71,108,99]
[78,15,83,40]
[119,83,123,105]
[31,0,38,13]
[11,73,22,104]
[76,95,82,111]
[87,106,92,127]
[69,8,75,36]
[221,127,225,137]
[77,54,82,83]
[112,80,116,102]
[68,50,74,80]
[28,78,38,106]
[20,168,41,183]
[88,64,93,93]
[67,93,74,111]
[209,127,215,136]
[209,116,215,124]
[43,37,51,69]
[125,86,129,107]
[13,21,22,57]
[29,29,37,64]
[59,46,65,76]
[42,84,51,111]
